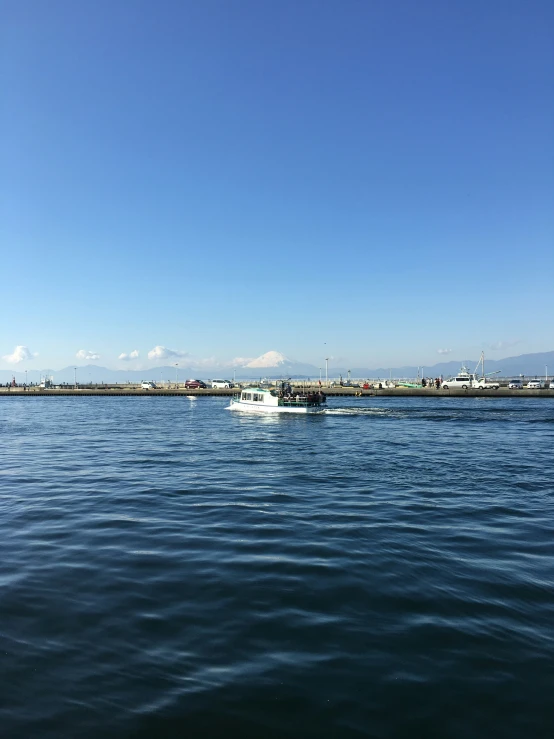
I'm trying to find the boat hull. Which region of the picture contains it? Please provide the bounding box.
[227,400,323,414]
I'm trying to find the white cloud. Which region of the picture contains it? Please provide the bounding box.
[488,340,521,352]
[147,345,188,361]
[76,349,100,360]
[190,356,218,367]
[437,348,453,355]
[2,345,37,364]
[228,356,255,367]
[119,350,140,361]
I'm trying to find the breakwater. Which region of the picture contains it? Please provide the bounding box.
[1,386,553,397]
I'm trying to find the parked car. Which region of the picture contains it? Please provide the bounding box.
[441,373,473,390]
[526,380,542,389]
[508,380,523,389]
[184,379,207,389]
[141,381,157,390]
[473,378,500,390]
[211,379,234,389]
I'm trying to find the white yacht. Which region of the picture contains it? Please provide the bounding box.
[227,386,326,414]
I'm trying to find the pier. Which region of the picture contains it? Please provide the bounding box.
[1,386,553,398]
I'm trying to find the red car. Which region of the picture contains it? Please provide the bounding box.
[184,379,207,389]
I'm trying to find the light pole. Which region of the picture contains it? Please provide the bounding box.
[546,365,548,383]
[319,367,322,384]
[25,369,28,386]
[325,357,329,387]
[175,363,178,386]
[74,367,77,387]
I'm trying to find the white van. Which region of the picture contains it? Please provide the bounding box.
[141,382,157,390]
[441,373,473,390]
[211,379,233,389]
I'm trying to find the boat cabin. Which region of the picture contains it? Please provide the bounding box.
[235,387,325,408]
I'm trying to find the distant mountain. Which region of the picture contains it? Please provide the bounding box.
[0,364,198,385]
[235,351,320,378]
[236,350,554,380]
[244,351,288,368]
[347,351,554,379]
[1,350,552,384]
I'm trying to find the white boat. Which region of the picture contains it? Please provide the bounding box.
[227,386,326,414]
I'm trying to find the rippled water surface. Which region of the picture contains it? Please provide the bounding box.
[1,396,553,738]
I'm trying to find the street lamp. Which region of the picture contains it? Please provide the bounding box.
[319,367,322,384]
[325,357,329,387]
[25,369,27,386]
[74,367,77,387]
[175,363,178,385]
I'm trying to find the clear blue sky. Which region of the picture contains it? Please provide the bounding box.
[2,0,553,371]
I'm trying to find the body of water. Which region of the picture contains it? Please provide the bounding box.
[1,396,553,738]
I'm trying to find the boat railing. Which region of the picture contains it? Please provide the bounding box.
[278,396,321,407]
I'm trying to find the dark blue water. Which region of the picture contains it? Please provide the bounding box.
[1,396,553,738]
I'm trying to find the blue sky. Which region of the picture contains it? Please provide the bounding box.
[2,0,553,371]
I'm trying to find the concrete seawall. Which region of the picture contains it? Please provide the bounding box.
[1,386,553,398]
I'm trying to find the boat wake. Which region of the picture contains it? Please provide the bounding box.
[323,407,393,416]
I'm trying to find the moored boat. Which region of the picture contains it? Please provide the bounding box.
[227,385,326,414]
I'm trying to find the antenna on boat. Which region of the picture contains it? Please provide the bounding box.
[474,351,485,378]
